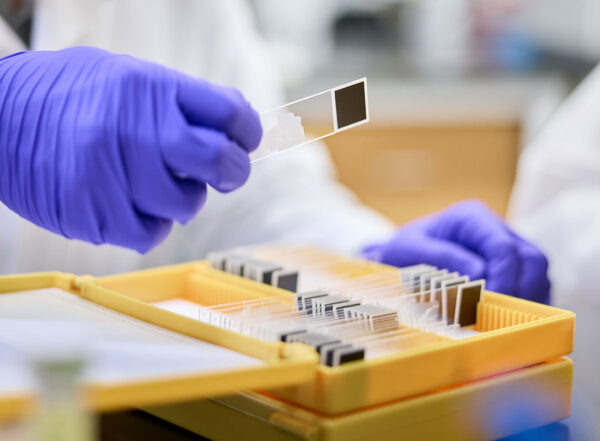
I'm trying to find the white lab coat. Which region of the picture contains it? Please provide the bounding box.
[509,64,600,305]
[0,0,394,276]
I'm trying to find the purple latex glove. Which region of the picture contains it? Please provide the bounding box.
[361,201,550,303]
[0,47,261,253]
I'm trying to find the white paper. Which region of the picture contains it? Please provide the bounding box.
[153,298,204,320]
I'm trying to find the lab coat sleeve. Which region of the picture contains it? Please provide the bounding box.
[508,64,600,303]
[184,142,396,257]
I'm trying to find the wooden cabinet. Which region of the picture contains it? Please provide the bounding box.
[309,124,520,225]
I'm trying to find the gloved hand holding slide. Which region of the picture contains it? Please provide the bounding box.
[0,47,262,253]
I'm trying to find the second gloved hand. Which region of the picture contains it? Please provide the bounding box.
[361,201,550,303]
[0,47,262,252]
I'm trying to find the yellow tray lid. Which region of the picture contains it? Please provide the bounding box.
[0,272,318,423]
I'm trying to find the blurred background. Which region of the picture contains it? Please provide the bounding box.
[248,0,598,224]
